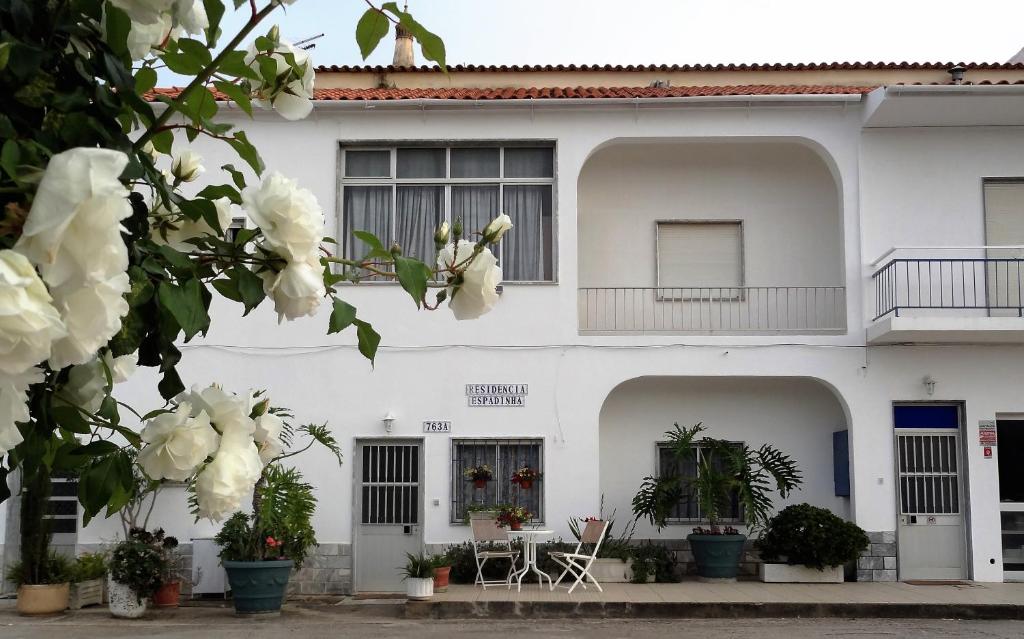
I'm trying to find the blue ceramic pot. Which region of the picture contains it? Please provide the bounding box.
[223,560,294,614]
[687,534,746,579]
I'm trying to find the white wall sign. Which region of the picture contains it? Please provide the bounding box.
[422,420,451,433]
[465,384,528,407]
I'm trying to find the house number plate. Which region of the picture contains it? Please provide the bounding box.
[422,421,451,433]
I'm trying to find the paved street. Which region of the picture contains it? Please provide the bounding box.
[0,608,1021,639]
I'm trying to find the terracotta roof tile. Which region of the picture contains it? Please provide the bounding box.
[314,61,1024,73]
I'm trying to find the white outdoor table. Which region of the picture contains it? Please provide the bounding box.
[507,528,554,591]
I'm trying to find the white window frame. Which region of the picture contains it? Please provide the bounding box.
[338,142,557,283]
[655,441,744,524]
[655,220,744,301]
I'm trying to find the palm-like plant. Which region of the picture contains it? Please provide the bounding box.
[632,423,803,533]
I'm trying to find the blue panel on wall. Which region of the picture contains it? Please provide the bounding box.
[893,405,960,429]
[833,430,850,497]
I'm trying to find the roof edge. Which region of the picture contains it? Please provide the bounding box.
[315,61,1024,73]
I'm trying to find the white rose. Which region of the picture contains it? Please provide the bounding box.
[244,38,315,121]
[253,412,285,465]
[172,0,207,34]
[242,172,324,263]
[194,431,263,521]
[15,148,130,290]
[124,12,173,60]
[109,0,176,25]
[0,368,43,456]
[170,149,204,183]
[151,197,233,251]
[437,240,502,320]
[260,256,325,322]
[60,358,107,414]
[138,403,219,481]
[47,272,131,370]
[176,384,256,437]
[103,352,137,384]
[0,250,65,376]
[482,213,513,244]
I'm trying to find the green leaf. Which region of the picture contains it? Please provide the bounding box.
[327,298,357,334]
[157,279,210,340]
[218,50,261,80]
[221,163,247,189]
[352,230,388,257]
[158,366,185,400]
[203,0,225,47]
[134,65,158,96]
[0,139,20,179]
[104,5,132,60]
[51,405,91,435]
[157,244,195,270]
[72,441,121,456]
[212,80,253,116]
[394,256,431,308]
[161,47,207,76]
[180,86,218,123]
[151,128,174,155]
[0,42,11,72]
[355,8,391,59]
[197,183,241,204]
[233,266,265,314]
[354,319,381,363]
[211,277,242,302]
[226,131,264,175]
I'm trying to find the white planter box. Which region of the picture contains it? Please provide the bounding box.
[759,563,843,583]
[405,577,433,600]
[587,558,630,583]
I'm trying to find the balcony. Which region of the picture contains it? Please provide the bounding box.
[578,286,847,334]
[869,248,1024,343]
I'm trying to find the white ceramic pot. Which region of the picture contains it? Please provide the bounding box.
[405,577,434,601]
[107,577,147,618]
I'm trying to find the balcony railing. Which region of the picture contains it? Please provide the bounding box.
[872,258,1024,320]
[578,287,847,333]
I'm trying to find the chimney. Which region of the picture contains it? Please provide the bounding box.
[947,65,966,85]
[392,23,414,67]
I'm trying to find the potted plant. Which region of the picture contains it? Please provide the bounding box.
[632,423,802,581]
[107,529,169,618]
[496,504,531,531]
[510,466,541,490]
[69,553,107,610]
[216,464,319,615]
[464,464,493,489]
[153,535,184,607]
[7,552,72,616]
[401,553,434,600]
[756,503,869,583]
[431,551,452,593]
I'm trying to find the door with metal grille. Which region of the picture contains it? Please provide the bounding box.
[354,440,423,593]
[894,424,967,580]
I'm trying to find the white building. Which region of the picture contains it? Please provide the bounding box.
[12,58,1024,595]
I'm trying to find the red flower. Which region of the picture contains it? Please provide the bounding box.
[266,536,280,548]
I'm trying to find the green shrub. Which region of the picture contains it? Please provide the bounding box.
[629,542,678,583]
[756,503,869,570]
[400,553,433,579]
[444,541,524,584]
[6,552,72,586]
[109,540,166,603]
[71,553,107,582]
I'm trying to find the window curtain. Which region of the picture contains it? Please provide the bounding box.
[502,185,550,281]
[396,185,443,262]
[453,443,498,522]
[659,447,699,520]
[498,442,542,522]
[343,185,392,259]
[452,185,499,244]
[452,441,543,523]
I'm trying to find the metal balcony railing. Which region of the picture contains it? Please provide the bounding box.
[872,258,1024,320]
[577,286,847,333]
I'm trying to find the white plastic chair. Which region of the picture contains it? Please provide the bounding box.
[470,516,520,589]
[550,519,610,594]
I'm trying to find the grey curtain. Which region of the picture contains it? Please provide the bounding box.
[344,185,392,258]
[502,185,550,281]
[396,186,443,262]
[453,441,542,523]
[452,185,499,244]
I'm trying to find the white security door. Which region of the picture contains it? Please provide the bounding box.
[895,429,968,580]
[354,440,423,593]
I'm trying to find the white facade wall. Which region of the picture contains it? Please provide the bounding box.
[52,95,1024,585]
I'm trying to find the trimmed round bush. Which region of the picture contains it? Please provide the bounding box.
[756,504,869,570]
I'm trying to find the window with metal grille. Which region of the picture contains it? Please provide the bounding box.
[360,444,419,525]
[340,144,556,282]
[656,442,742,523]
[48,473,79,535]
[896,433,960,515]
[451,439,543,524]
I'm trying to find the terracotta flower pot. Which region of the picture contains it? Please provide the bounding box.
[432,566,451,592]
[16,583,69,616]
[153,581,180,607]
[473,479,487,489]
[518,479,533,490]
[509,521,522,531]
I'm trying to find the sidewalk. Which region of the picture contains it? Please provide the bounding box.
[412,581,1024,619]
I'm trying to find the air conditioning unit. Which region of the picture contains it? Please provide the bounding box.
[191,538,228,597]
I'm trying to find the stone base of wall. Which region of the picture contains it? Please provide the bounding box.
[654,538,763,578]
[289,543,352,595]
[857,531,897,582]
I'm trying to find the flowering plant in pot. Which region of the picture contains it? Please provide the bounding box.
[632,423,802,580]
[496,504,531,531]
[400,553,434,600]
[510,466,541,490]
[463,464,493,489]
[153,535,185,607]
[107,529,170,618]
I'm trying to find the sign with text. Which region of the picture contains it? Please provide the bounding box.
[979,420,998,446]
[422,420,451,433]
[466,384,528,407]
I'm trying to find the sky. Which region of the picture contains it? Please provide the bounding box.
[158,0,1024,84]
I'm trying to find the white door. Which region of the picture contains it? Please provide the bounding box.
[354,440,423,593]
[895,429,968,580]
[983,180,1024,315]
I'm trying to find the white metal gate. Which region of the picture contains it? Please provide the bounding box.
[895,429,967,580]
[354,440,423,593]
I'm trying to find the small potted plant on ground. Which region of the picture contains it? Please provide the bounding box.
[8,552,72,616]
[69,553,107,610]
[401,553,434,600]
[496,504,531,531]
[464,464,493,489]
[107,529,169,618]
[756,503,869,583]
[510,466,541,490]
[153,535,184,607]
[431,551,453,593]
[632,423,802,581]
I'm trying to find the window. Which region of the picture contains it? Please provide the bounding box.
[656,442,741,523]
[340,144,555,282]
[656,221,743,293]
[451,439,543,523]
[48,472,79,535]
